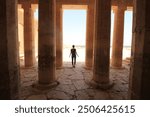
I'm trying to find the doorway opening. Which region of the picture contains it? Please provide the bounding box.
[63,7,87,64]
[123,10,133,60]
[110,9,133,60]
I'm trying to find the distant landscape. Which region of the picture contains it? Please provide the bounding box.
[63,45,131,62]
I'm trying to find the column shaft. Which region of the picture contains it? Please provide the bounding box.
[111,6,126,68]
[0,0,20,99]
[38,0,56,84]
[93,0,111,84]
[85,0,95,68]
[23,4,35,67]
[129,0,150,99]
[56,4,63,67]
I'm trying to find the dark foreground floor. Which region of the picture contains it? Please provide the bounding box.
[20,61,130,100]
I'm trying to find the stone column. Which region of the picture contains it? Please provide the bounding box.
[111,6,126,68]
[129,0,150,99]
[22,4,35,67]
[85,0,95,68]
[0,0,20,99]
[18,6,24,57]
[38,0,57,86]
[91,0,113,89]
[56,4,63,68]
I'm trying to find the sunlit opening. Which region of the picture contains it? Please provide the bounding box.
[110,10,133,60]
[63,10,87,62]
[123,11,133,59]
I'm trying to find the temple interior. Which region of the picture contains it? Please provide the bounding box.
[0,0,150,100]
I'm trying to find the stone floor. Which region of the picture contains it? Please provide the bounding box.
[20,61,130,100]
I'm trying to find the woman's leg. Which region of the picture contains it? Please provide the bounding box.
[74,57,76,65]
[72,56,73,66]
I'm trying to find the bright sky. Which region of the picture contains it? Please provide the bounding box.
[63,10,87,46]
[35,9,133,46]
[124,11,133,46]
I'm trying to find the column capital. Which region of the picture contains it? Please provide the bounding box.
[21,3,38,11]
[21,3,37,12]
[112,6,117,13]
[21,3,32,10]
[112,5,127,13]
[118,5,127,11]
[18,4,22,9]
[32,4,38,11]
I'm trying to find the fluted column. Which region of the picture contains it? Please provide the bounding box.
[0,0,20,99]
[111,6,126,68]
[22,4,35,67]
[92,0,113,89]
[56,4,63,68]
[129,0,150,99]
[85,0,95,68]
[38,0,57,86]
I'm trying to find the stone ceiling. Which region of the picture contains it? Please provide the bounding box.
[18,0,133,7]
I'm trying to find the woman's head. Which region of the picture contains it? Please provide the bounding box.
[72,45,75,48]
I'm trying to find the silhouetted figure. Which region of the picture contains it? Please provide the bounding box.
[69,45,79,67]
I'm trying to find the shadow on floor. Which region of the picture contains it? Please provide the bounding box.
[20,62,130,100]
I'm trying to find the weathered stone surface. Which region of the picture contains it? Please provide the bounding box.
[0,0,20,99]
[85,0,94,68]
[75,90,90,100]
[85,89,96,98]
[64,68,76,75]
[57,74,69,80]
[94,91,110,100]
[20,62,129,100]
[38,0,56,84]
[73,80,89,90]
[56,4,63,68]
[22,4,35,67]
[21,88,33,99]
[58,79,72,85]
[47,90,72,100]
[93,0,111,84]
[111,6,126,68]
[69,74,84,80]
[129,0,150,99]
[27,94,47,100]
[109,92,127,100]
[54,84,76,95]
[24,72,36,78]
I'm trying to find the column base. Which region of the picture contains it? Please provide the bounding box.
[32,81,59,90]
[56,63,63,69]
[83,66,93,70]
[56,66,63,70]
[90,80,114,90]
[23,64,36,69]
